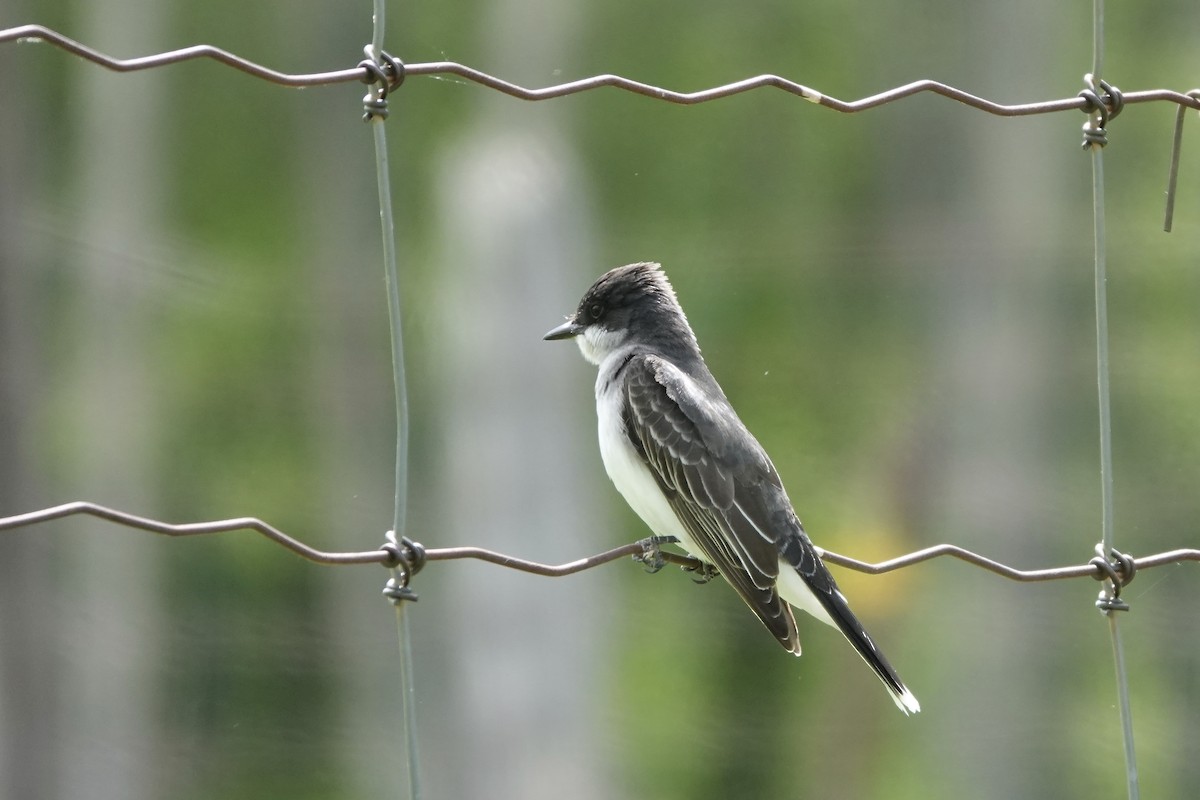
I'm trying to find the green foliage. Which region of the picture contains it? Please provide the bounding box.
[14,0,1200,797]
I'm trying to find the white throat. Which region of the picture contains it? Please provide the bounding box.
[575,325,626,366]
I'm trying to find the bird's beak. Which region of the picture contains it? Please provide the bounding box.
[543,318,583,340]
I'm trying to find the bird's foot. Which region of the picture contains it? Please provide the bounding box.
[633,535,677,574]
[682,560,720,584]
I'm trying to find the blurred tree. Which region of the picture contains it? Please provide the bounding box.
[421,0,613,797]
[0,2,60,798]
[2,1,1200,799]
[51,3,169,800]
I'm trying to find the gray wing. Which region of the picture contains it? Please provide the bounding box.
[622,353,804,652]
[623,354,918,710]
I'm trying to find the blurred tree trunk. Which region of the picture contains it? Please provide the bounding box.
[292,7,404,795]
[424,1,613,797]
[0,1,60,796]
[52,4,168,799]
[430,144,609,798]
[876,3,1071,798]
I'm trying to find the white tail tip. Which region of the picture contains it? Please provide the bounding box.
[892,687,921,715]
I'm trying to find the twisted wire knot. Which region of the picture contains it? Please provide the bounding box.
[1079,74,1124,148]
[1090,545,1136,612]
[381,533,426,604]
[359,48,406,121]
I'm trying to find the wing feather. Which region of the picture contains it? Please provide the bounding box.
[623,353,800,652]
[621,353,919,712]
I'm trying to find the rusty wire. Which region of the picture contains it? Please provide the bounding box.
[3,23,1200,115]
[4,21,1198,243]
[2,501,1195,588]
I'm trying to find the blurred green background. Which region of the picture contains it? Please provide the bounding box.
[2,0,1199,798]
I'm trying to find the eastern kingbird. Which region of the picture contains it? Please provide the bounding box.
[545,262,919,714]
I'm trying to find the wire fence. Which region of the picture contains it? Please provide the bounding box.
[4,21,1198,230]
[3,6,1199,799]
[5,498,1198,588]
[5,22,1200,114]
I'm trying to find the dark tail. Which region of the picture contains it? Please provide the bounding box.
[814,585,920,715]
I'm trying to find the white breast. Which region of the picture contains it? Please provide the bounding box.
[593,369,705,560]
[590,353,837,632]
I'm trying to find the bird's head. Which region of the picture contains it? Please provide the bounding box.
[544,262,697,365]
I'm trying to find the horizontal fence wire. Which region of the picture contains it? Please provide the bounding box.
[1,501,1195,587]
[5,24,1200,114]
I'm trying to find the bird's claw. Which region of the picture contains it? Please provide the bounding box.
[634,540,665,573]
[682,561,720,584]
[633,535,677,574]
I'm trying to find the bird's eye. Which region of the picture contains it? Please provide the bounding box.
[588,302,603,320]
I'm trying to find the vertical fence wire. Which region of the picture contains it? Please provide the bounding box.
[1091,135,1139,799]
[392,597,421,800]
[1088,0,1139,797]
[366,0,421,797]
[1091,0,1114,568]
[370,0,408,580]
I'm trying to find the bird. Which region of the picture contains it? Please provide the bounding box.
[544,262,919,714]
